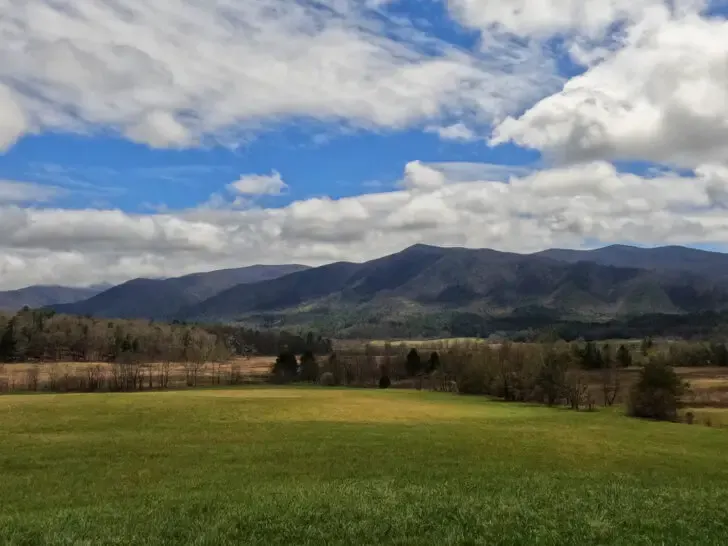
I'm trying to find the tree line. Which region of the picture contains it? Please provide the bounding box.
[0,308,332,364]
[276,338,718,422]
[276,342,629,409]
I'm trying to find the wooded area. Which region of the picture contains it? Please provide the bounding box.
[0,308,332,363]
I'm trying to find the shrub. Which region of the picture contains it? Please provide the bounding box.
[628,359,686,421]
[616,344,632,368]
[378,375,391,389]
[271,352,298,383]
[427,351,441,372]
[228,362,243,385]
[563,369,590,410]
[299,350,319,382]
[456,360,490,395]
[535,349,568,406]
[25,365,40,391]
[322,353,345,385]
[319,371,336,386]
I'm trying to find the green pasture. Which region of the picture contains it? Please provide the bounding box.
[1,387,727,545]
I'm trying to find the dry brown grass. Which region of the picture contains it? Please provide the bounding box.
[580,367,728,408]
[4,352,728,420]
[0,356,276,391]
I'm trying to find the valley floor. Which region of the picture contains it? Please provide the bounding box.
[1,388,727,545]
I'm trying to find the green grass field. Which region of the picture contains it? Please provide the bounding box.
[1,388,727,545]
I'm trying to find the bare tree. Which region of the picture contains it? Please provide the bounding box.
[601,345,621,407]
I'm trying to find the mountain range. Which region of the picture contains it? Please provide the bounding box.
[535,245,728,278]
[0,284,110,311]
[50,264,310,319]
[5,244,728,338]
[175,244,728,336]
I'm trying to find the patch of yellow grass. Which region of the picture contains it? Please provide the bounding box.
[685,408,728,427]
[193,388,543,424]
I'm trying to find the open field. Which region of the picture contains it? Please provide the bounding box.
[334,338,646,350]
[0,356,275,390]
[1,388,728,545]
[3,358,728,421]
[391,367,728,418]
[359,337,488,348]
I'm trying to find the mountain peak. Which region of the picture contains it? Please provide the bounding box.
[404,243,444,252]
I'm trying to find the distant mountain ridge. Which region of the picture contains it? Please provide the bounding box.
[175,244,728,336]
[19,243,728,338]
[0,285,107,312]
[536,244,728,278]
[51,264,310,319]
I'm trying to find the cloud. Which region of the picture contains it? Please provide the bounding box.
[124,110,194,148]
[447,0,672,39]
[0,180,64,204]
[0,0,557,150]
[0,85,28,152]
[4,1,728,291]
[3,160,728,289]
[228,172,288,196]
[401,160,531,191]
[402,161,448,191]
[424,161,534,182]
[491,11,728,168]
[426,123,478,141]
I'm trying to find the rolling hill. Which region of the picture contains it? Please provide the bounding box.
[176,244,728,336]
[51,264,310,320]
[0,285,108,311]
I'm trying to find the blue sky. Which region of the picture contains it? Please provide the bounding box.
[0,125,541,212]
[1,1,728,288]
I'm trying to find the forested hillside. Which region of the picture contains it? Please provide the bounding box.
[178,245,728,337]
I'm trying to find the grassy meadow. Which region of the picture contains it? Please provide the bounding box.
[1,388,728,545]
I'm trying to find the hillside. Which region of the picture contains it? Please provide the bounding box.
[537,244,728,277]
[178,245,728,336]
[0,285,106,311]
[52,264,309,320]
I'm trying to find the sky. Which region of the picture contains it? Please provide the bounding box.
[1,0,728,289]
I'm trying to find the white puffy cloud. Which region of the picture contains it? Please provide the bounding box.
[402,161,448,191]
[4,1,728,292]
[0,0,557,149]
[491,11,728,168]
[125,111,194,148]
[3,160,728,289]
[228,172,288,196]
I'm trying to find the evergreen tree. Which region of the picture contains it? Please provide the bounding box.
[272,351,298,381]
[405,348,422,377]
[709,342,728,367]
[427,351,441,372]
[616,344,632,368]
[581,341,604,369]
[0,319,17,361]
